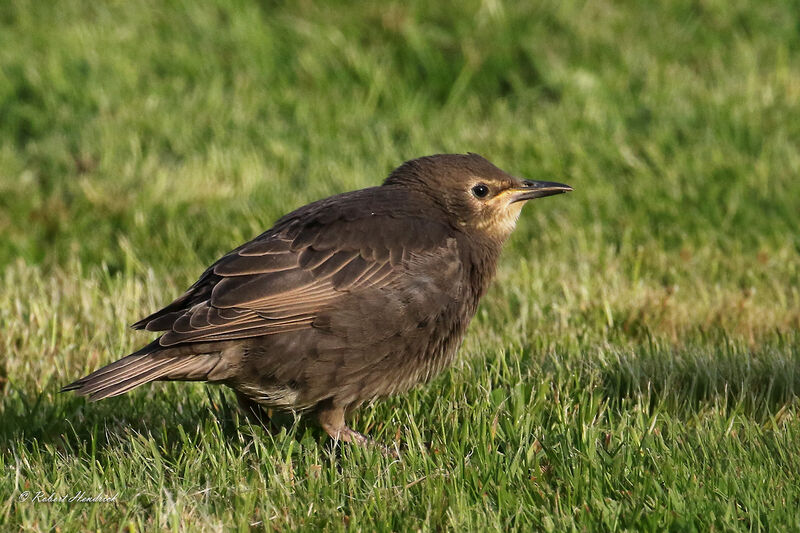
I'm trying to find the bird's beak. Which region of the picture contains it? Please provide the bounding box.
[508,180,573,203]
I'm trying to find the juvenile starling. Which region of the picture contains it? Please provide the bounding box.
[63,153,571,448]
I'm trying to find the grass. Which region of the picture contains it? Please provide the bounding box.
[1,0,800,530]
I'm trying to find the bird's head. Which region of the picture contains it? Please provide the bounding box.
[384,153,572,240]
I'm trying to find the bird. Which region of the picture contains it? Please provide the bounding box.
[63,153,571,450]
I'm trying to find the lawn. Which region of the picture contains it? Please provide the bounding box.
[1,0,800,530]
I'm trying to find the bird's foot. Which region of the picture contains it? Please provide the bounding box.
[318,405,399,458]
[330,426,399,458]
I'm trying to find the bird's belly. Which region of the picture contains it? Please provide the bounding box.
[235,295,474,411]
[343,308,469,403]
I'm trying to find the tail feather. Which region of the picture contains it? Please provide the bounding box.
[62,342,234,400]
[85,358,190,400]
[63,353,152,391]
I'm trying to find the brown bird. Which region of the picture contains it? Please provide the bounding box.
[63,153,571,449]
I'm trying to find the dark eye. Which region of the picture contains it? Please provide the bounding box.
[471,184,489,198]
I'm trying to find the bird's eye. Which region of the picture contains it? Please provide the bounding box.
[471,184,490,199]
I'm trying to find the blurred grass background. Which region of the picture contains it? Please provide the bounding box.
[1,0,799,530]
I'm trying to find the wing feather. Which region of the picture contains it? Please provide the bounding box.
[237,237,293,256]
[213,252,297,275]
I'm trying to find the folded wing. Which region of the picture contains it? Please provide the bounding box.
[132,197,454,348]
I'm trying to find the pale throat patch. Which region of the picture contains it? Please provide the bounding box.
[492,200,524,236]
[473,192,525,238]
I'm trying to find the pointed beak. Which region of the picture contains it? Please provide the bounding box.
[508,180,573,203]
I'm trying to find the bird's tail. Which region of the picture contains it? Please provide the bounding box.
[61,341,234,401]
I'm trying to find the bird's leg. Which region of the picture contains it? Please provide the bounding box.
[317,404,368,444]
[317,404,398,457]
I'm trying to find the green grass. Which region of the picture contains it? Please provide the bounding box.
[2,0,800,530]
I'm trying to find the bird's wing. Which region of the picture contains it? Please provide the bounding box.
[132,206,455,348]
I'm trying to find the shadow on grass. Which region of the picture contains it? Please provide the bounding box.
[0,383,320,459]
[593,333,800,417]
